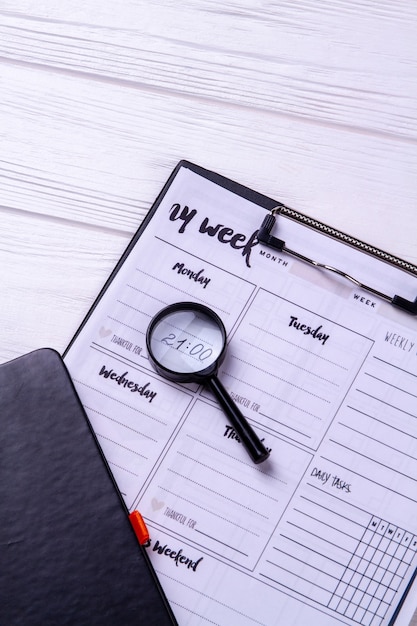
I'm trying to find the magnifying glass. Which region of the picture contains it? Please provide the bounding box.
[146,302,270,464]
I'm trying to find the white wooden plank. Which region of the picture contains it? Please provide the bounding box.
[0,210,130,364]
[0,0,416,138]
[1,63,417,264]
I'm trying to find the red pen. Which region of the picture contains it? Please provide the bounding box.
[129,510,151,547]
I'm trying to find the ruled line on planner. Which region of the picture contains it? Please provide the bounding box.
[373,356,417,379]
[262,560,334,595]
[346,406,417,442]
[258,413,312,439]
[356,389,417,420]
[167,602,223,626]
[224,371,322,420]
[305,480,415,528]
[126,282,168,306]
[193,529,249,557]
[95,432,148,460]
[167,468,269,518]
[306,481,384,521]
[185,433,288,482]
[286,522,355,555]
[241,338,339,385]
[159,571,268,626]
[230,353,332,403]
[258,571,334,609]
[249,323,349,370]
[300,494,368,530]
[277,535,352,568]
[320,457,417,504]
[177,451,282,500]
[292,507,356,539]
[337,422,417,462]
[157,485,259,536]
[364,372,417,400]
[106,459,140,477]
[107,314,146,335]
[83,404,158,442]
[92,342,149,368]
[328,439,417,484]
[272,546,343,581]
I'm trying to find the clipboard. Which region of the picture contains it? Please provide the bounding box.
[64,161,417,626]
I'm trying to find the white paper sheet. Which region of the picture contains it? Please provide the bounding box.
[65,164,417,626]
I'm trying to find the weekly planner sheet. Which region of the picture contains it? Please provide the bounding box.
[65,163,417,626]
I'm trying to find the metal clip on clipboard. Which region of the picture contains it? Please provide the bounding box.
[257,207,417,315]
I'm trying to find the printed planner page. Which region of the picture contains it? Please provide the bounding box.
[65,165,417,626]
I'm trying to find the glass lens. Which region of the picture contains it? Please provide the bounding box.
[148,308,224,374]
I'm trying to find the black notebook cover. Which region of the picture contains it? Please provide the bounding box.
[0,348,177,625]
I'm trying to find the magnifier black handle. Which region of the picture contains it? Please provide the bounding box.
[208,377,270,464]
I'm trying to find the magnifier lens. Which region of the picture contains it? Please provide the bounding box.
[148,307,225,375]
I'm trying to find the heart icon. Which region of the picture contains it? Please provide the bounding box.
[151,498,164,511]
[99,327,112,338]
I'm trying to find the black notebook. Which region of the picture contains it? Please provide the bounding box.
[0,348,177,625]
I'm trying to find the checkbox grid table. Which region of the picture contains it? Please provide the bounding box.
[328,516,417,625]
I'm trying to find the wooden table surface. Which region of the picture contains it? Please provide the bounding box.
[1,2,416,624]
